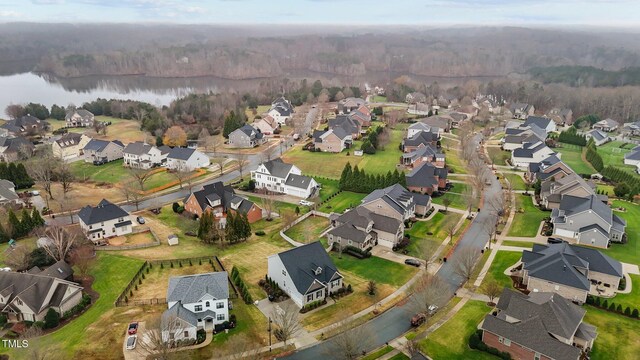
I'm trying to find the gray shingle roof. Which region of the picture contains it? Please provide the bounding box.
[524,116,553,130]
[328,223,369,243]
[481,289,584,360]
[167,272,229,304]
[403,131,438,148]
[284,173,314,189]
[276,242,341,295]
[0,270,82,314]
[187,181,257,216]
[123,141,155,156]
[41,260,74,280]
[261,159,294,179]
[54,133,84,148]
[406,162,447,188]
[78,199,129,225]
[167,147,196,160]
[587,129,607,142]
[336,206,401,235]
[83,139,110,152]
[233,124,263,140]
[0,179,18,201]
[361,184,415,216]
[557,194,612,225]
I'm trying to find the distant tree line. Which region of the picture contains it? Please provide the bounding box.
[81,98,166,134]
[339,162,406,194]
[529,66,640,87]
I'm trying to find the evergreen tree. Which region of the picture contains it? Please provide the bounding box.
[31,208,45,227]
[0,163,7,181]
[225,212,237,243]
[198,212,213,241]
[7,209,21,239]
[0,222,8,243]
[240,213,251,242]
[339,163,353,190]
[222,111,244,138]
[20,208,33,236]
[15,163,34,188]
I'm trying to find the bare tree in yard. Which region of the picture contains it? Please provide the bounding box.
[198,127,210,149]
[129,167,153,191]
[4,244,32,271]
[70,243,96,278]
[483,215,498,250]
[261,195,275,221]
[482,279,502,305]
[171,163,190,189]
[262,143,277,163]
[462,186,476,214]
[404,338,421,359]
[29,153,60,207]
[119,182,144,211]
[204,134,220,154]
[442,197,451,213]
[5,104,25,119]
[136,315,185,360]
[410,274,451,316]
[212,157,225,175]
[58,161,75,198]
[420,240,438,272]
[223,334,262,360]
[327,323,374,360]
[453,247,480,284]
[236,153,249,180]
[133,107,147,123]
[271,302,301,346]
[446,217,458,245]
[41,225,80,262]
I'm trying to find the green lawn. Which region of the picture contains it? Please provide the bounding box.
[507,194,548,237]
[431,182,470,210]
[405,212,462,258]
[70,159,128,183]
[501,240,536,249]
[419,300,495,360]
[12,254,145,357]
[503,173,527,191]
[585,306,640,360]
[555,143,595,175]
[605,200,640,265]
[361,345,394,360]
[330,254,417,287]
[387,354,410,360]
[487,147,510,166]
[371,95,387,103]
[445,149,468,174]
[318,191,366,213]
[609,274,640,311]
[317,178,340,201]
[481,250,521,289]
[597,184,615,196]
[598,141,640,178]
[143,169,184,190]
[283,215,329,243]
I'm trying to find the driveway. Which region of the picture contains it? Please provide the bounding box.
[255,299,316,348]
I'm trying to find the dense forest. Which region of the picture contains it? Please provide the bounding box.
[529,66,640,87]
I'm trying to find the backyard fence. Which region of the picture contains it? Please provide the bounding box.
[95,228,161,251]
[114,255,236,307]
[279,210,331,247]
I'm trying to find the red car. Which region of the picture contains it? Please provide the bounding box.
[127,322,139,335]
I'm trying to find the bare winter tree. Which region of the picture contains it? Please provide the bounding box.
[261,194,275,221]
[136,315,184,360]
[446,217,458,245]
[171,162,190,189]
[128,167,153,191]
[58,161,75,198]
[5,104,25,119]
[4,244,32,271]
[28,152,60,207]
[70,243,96,278]
[482,279,502,305]
[404,338,421,359]
[462,186,476,214]
[453,247,480,284]
[212,157,226,176]
[410,274,451,316]
[420,239,438,272]
[133,107,147,123]
[236,153,249,180]
[271,302,301,346]
[41,225,80,262]
[442,197,451,213]
[327,323,374,360]
[262,144,277,163]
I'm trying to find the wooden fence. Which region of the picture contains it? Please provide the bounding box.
[95,228,161,251]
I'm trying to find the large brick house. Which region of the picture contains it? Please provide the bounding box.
[405,162,448,195]
[183,181,262,224]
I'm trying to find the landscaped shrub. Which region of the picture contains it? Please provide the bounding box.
[172,202,180,213]
[300,299,327,313]
[608,302,616,311]
[469,330,512,360]
[0,314,6,327]
[624,307,631,316]
[602,300,608,309]
[255,230,266,236]
[33,321,45,329]
[44,309,60,329]
[343,245,372,259]
[616,304,623,313]
[632,309,639,318]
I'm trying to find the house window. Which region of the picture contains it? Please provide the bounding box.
[282,270,287,277]
[169,333,175,340]
[184,331,189,338]
[534,353,541,360]
[118,217,123,222]
[205,301,210,307]
[194,305,203,312]
[217,302,224,309]
[498,336,503,343]
[307,294,313,302]
[217,314,225,321]
[316,290,323,298]
[555,285,560,291]
[16,299,22,305]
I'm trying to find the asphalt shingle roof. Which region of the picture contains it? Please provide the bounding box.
[78,199,129,225]
[276,242,341,295]
[167,147,196,160]
[167,272,229,304]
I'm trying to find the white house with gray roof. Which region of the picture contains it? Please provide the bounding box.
[166,147,210,171]
[0,180,20,205]
[521,243,623,303]
[162,272,230,342]
[267,242,343,308]
[511,141,557,168]
[623,145,640,169]
[360,184,416,221]
[123,142,163,169]
[78,199,132,242]
[328,206,404,250]
[585,129,609,146]
[524,115,557,133]
[251,159,318,198]
[551,194,626,248]
[592,118,618,132]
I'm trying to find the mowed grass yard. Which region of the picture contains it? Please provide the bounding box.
[419,300,495,360]
[284,215,330,243]
[70,159,128,183]
[609,274,640,311]
[48,116,151,143]
[405,212,463,258]
[431,182,470,210]
[487,146,511,166]
[503,173,527,190]
[302,254,418,331]
[129,262,219,300]
[507,194,548,237]
[480,250,522,289]
[319,191,366,213]
[606,200,640,265]
[586,306,640,360]
[555,143,595,175]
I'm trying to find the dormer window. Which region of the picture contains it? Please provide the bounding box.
[314,267,322,275]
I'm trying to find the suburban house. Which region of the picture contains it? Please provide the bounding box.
[328,206,404,250]
[421,116,452,133]
[348,105,372,128]
[253,115,279,135]
[268,97,293,125]
[65,109,95,128]
[540,173,596,209]
[585,129,609,146]
[183,181,262,223]
[502,122,548,151]
[123,142,164,169]
[511,141,557,168]
[329,114,362,138]
[52,133,91,160]
[521,243,623,303]
[267,241,343,308]
[524,116,557,133]
[162,272,230,342]
[313,128,351,153]
[0,136,35,162]
[78,199,133,242]
[623,145,640,167]
[0,264,83,323]
[475,96,501,114]
[0,115,49,136]
[228,124,266,149]
[166,147,210,171]
[509,103,535,120]
[407,122,440,138]
[622,121,640,136]
[401,144,445,168]
[547,108,573,126]
[448,112,469,127]
[251,159,319,198]
[0,180,19,205]
[405,92,427,104]
[401,131,439,152]
[405,162,448,195]
[480,288,597,360]
[526,155,572,183]
[551,194,626,248]
[592,118,618,132]
[361,184,416,221]
[82,139,124,164]
[339,97,366,114]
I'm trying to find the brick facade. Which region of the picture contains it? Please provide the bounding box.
[482,330,555,360]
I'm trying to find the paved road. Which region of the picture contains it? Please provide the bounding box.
[285,134,500,359]
[47,108,318,226]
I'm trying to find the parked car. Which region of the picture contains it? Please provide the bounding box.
[299,200,313,206]
[127,322,139,335]
[410,313,426,326]
[547,237,566,244]
[428,304,438,315]
[404,258,421,267]
[136,216,145,225]
[93,159,106,166]
[126,335,137,350]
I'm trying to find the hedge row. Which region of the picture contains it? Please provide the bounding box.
[231,266,254,304]
[586,296,640,318]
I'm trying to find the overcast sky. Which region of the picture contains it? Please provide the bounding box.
[1,0,638,26]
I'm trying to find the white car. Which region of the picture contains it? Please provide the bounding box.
[126,335,137,350]
[299,200,313,206]
[428,304,438,315]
